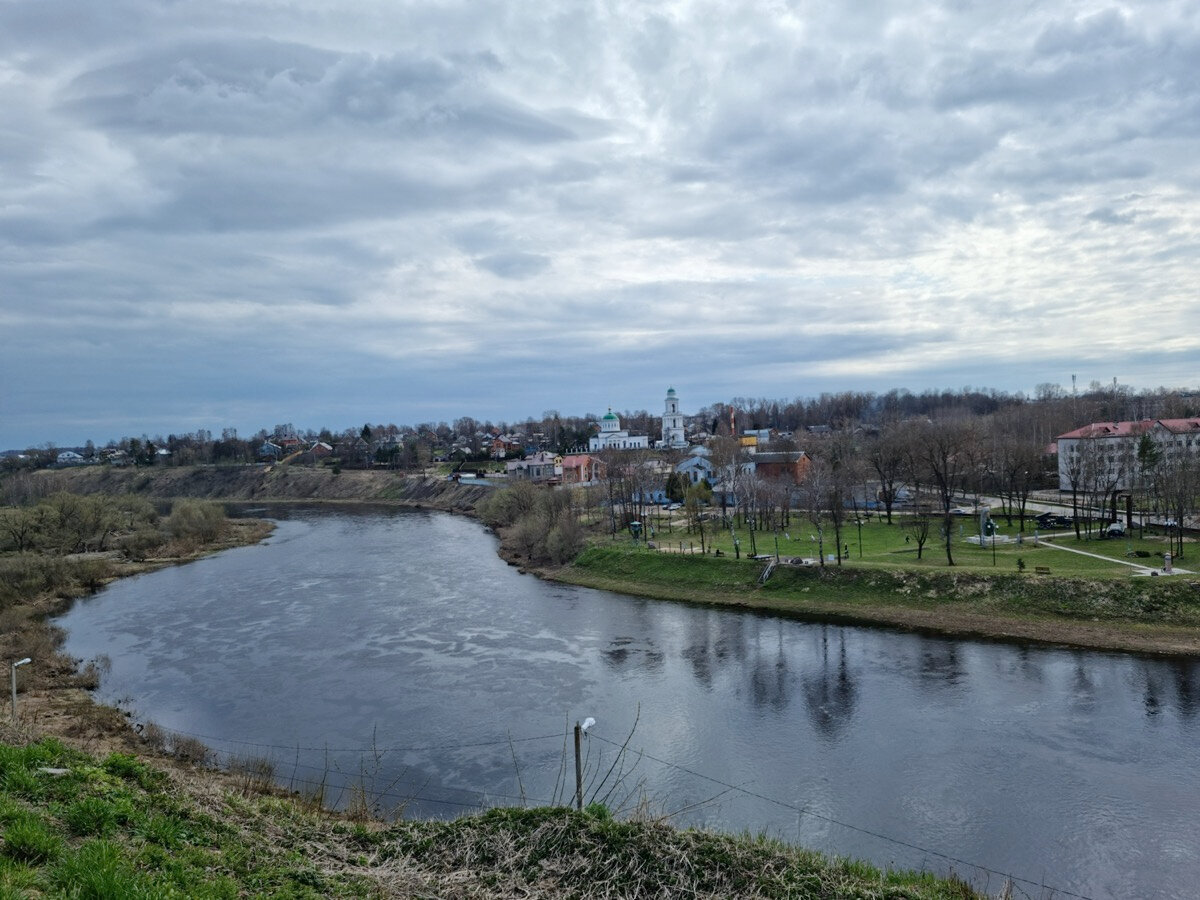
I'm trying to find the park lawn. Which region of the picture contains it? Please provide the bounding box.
[642,516,1185,580]
[560,544,1200,657]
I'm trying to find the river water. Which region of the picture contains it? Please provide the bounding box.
[56,507,1200,898]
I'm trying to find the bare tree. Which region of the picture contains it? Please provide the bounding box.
[1159,445,1198,559]
[865,424,908,525]
[903,514,932,560]
[798,456,832,567]
[915,418,978,566]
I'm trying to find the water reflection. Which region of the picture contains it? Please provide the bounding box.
[1129,659,1200,721]
[801,628,858,738]
[749,623,791,712]
[53,508,1200,900]
[602,636,665,672]
[1069,658,1097,713]
[917,640,965,689]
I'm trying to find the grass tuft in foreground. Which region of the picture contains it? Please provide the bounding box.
[0,738,982,898]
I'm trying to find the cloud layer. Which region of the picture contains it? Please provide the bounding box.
[3,1,1199,446]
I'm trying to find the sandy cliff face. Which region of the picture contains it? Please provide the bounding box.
[22,466,492,511]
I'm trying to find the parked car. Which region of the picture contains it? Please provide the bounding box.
[1035,512,1073,529]
[1106,522,1126,537]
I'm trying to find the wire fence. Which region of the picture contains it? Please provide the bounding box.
[144,720,1095,900]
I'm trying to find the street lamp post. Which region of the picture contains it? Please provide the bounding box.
[11,657,31,723]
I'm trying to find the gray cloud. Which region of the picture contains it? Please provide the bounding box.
[2,0,1199,448]
[474,252,552,280]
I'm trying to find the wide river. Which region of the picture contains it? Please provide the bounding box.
[57,507,1200,898]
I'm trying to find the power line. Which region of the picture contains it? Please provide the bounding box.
[590,733,1096,900]
[259,766,556,812]
[153,725,566,755]
[144,722,1094,899]
[210,746,551,808]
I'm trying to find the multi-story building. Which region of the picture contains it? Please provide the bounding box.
[1056,418,1200,491]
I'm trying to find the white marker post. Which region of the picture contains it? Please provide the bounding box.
[11,658,31,723]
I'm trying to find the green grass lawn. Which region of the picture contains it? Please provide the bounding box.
[630,513,1191,580]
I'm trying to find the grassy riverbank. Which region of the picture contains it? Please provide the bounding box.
[0,736,980,899]
[552,546,1200,655]
[0,484,986,897]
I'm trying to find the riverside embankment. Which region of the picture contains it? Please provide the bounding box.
[551,546,1200,656]
[20,464,491,510]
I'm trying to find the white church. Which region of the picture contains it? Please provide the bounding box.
[588,409,649,451]
[587,388,688,452]
[660,386,687,449]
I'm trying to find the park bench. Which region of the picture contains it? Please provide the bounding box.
[1034,566,1051,576]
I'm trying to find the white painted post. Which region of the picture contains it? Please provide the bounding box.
[11,658,31,723]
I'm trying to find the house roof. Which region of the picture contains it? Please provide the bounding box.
[1057,418,1200,440]
[561,454,598,465]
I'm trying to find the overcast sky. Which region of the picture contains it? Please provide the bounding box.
[3,1,1199,448]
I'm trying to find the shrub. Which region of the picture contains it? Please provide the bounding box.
[229,754,277,797]
[546,509,585,565]
[114,527,165,559]
[168,735,212,767]
[505,513,549,562]
[166,500,225,543]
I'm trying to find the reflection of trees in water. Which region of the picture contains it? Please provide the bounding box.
[680,614,749,689]
[1014,646,1044,683]
[1069,655,1097,713]
[750,621,792,711]
[802,627,858,738]
[1137,659,1200,719]
[601,636,665,672]
[916,639,965,689]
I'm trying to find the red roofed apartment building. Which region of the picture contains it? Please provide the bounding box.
[1056,418,1200,491]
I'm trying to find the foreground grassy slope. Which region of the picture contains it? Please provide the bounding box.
[0,738,978,899]
[556,546,1200,654]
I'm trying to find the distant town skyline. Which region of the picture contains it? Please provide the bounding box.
[3,2,1199,450]
[5,376,1194,453]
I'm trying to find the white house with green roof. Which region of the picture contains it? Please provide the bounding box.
[588,408,649,451]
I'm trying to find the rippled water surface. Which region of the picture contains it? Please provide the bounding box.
[57,507,1200,898]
